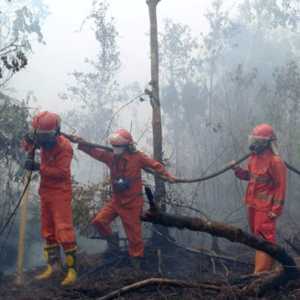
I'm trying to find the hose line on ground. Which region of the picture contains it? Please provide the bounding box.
[0,171,32,237]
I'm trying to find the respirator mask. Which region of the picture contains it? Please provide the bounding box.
[112,146,126,156]
[36,131,58,150]
[248,136,271,154]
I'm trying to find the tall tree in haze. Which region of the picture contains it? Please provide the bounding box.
[62,0,120,143]
[146,0,168,209]
[202,0,236,124]
[160,19,202,174]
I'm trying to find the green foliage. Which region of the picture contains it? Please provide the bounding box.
[239,0,300,30]
[72,181,111,234]
[0,0,48,86]
[0,93,30,163]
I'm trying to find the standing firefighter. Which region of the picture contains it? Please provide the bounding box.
[230,124,287,273]
[75,129,175,269]
[23,111,77,286]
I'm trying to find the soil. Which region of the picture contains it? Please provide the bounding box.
[1,244,299,300]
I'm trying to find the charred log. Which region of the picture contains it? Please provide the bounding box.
[142,210,300,296]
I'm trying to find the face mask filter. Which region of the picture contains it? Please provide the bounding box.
[36,131,57,150]
[112,146,126,155]
[248,136,271,154]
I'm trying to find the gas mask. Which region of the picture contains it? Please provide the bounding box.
[248,136,271,154]
[112,146,126,156]
[36,131,58,150]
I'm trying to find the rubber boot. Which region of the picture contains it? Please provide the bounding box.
[130,257,142,270]
[35,244,61,280]
[61,248,77,286]
[254,251,273,274]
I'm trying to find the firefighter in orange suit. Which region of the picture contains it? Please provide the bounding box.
[75,129,176,269]
[230,124,287,273]
[23,111,77,286]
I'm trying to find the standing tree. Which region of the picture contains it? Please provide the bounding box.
[146,0,167,209]
[61,0,120,144]
[160,19,201,174]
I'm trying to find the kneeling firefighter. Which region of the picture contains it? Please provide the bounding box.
[23,111,77,286]
[75,129,176,269]
[230,124,287,273]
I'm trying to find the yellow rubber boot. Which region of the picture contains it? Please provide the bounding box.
[35,244,61,280]
[61,248,77,286]
[35,264,54,280]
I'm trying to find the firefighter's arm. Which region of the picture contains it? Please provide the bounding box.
[229,161,250,180]
[75,137,113,165]
[269,157,287,217]
[78,143,113,165]
[139,152,176,183]
[40,148,73,179]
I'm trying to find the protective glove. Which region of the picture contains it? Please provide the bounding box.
[167,175,177,183]
[24,159,40,171]
[268,211,278,220]
[228,160,239,170]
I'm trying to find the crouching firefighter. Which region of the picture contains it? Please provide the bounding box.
[22,111,77,286]
[75,129,176,269]
[230,124,287,273]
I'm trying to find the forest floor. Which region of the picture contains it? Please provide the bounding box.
[1,241,300,300]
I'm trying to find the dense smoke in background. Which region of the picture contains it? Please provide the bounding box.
[1,0,300,274]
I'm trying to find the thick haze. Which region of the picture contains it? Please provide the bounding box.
[8,0,235,112]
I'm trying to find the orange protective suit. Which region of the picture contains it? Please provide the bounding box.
[78,145,174,257]
[234,149,287,243]
[25,136,76,250]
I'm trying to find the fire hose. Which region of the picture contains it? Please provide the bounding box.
[0,150,35,237]
[62,132,300,182]
[1,135,300,237]
[0,173,32,237]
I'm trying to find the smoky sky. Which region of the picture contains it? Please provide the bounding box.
[8,0,236,112]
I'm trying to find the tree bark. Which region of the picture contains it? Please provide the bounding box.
[146,0,166,209]
[142,210,297,273]
[142,210,300,296]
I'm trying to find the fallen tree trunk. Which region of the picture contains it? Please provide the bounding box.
[142,210,296,272]
[96,277,221,300]
[142,210,299,296]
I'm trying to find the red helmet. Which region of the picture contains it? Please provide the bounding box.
[109,129,134,146]
[250,124,276,140]
[32,111,61,132]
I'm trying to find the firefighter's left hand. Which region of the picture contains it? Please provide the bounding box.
[268,211,277,219]
[228,160,238,170]
[167,175,177,183]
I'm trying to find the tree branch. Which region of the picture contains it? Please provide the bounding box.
[96,277,221,300]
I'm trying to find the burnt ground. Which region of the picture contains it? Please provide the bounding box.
[1,241,300,300]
